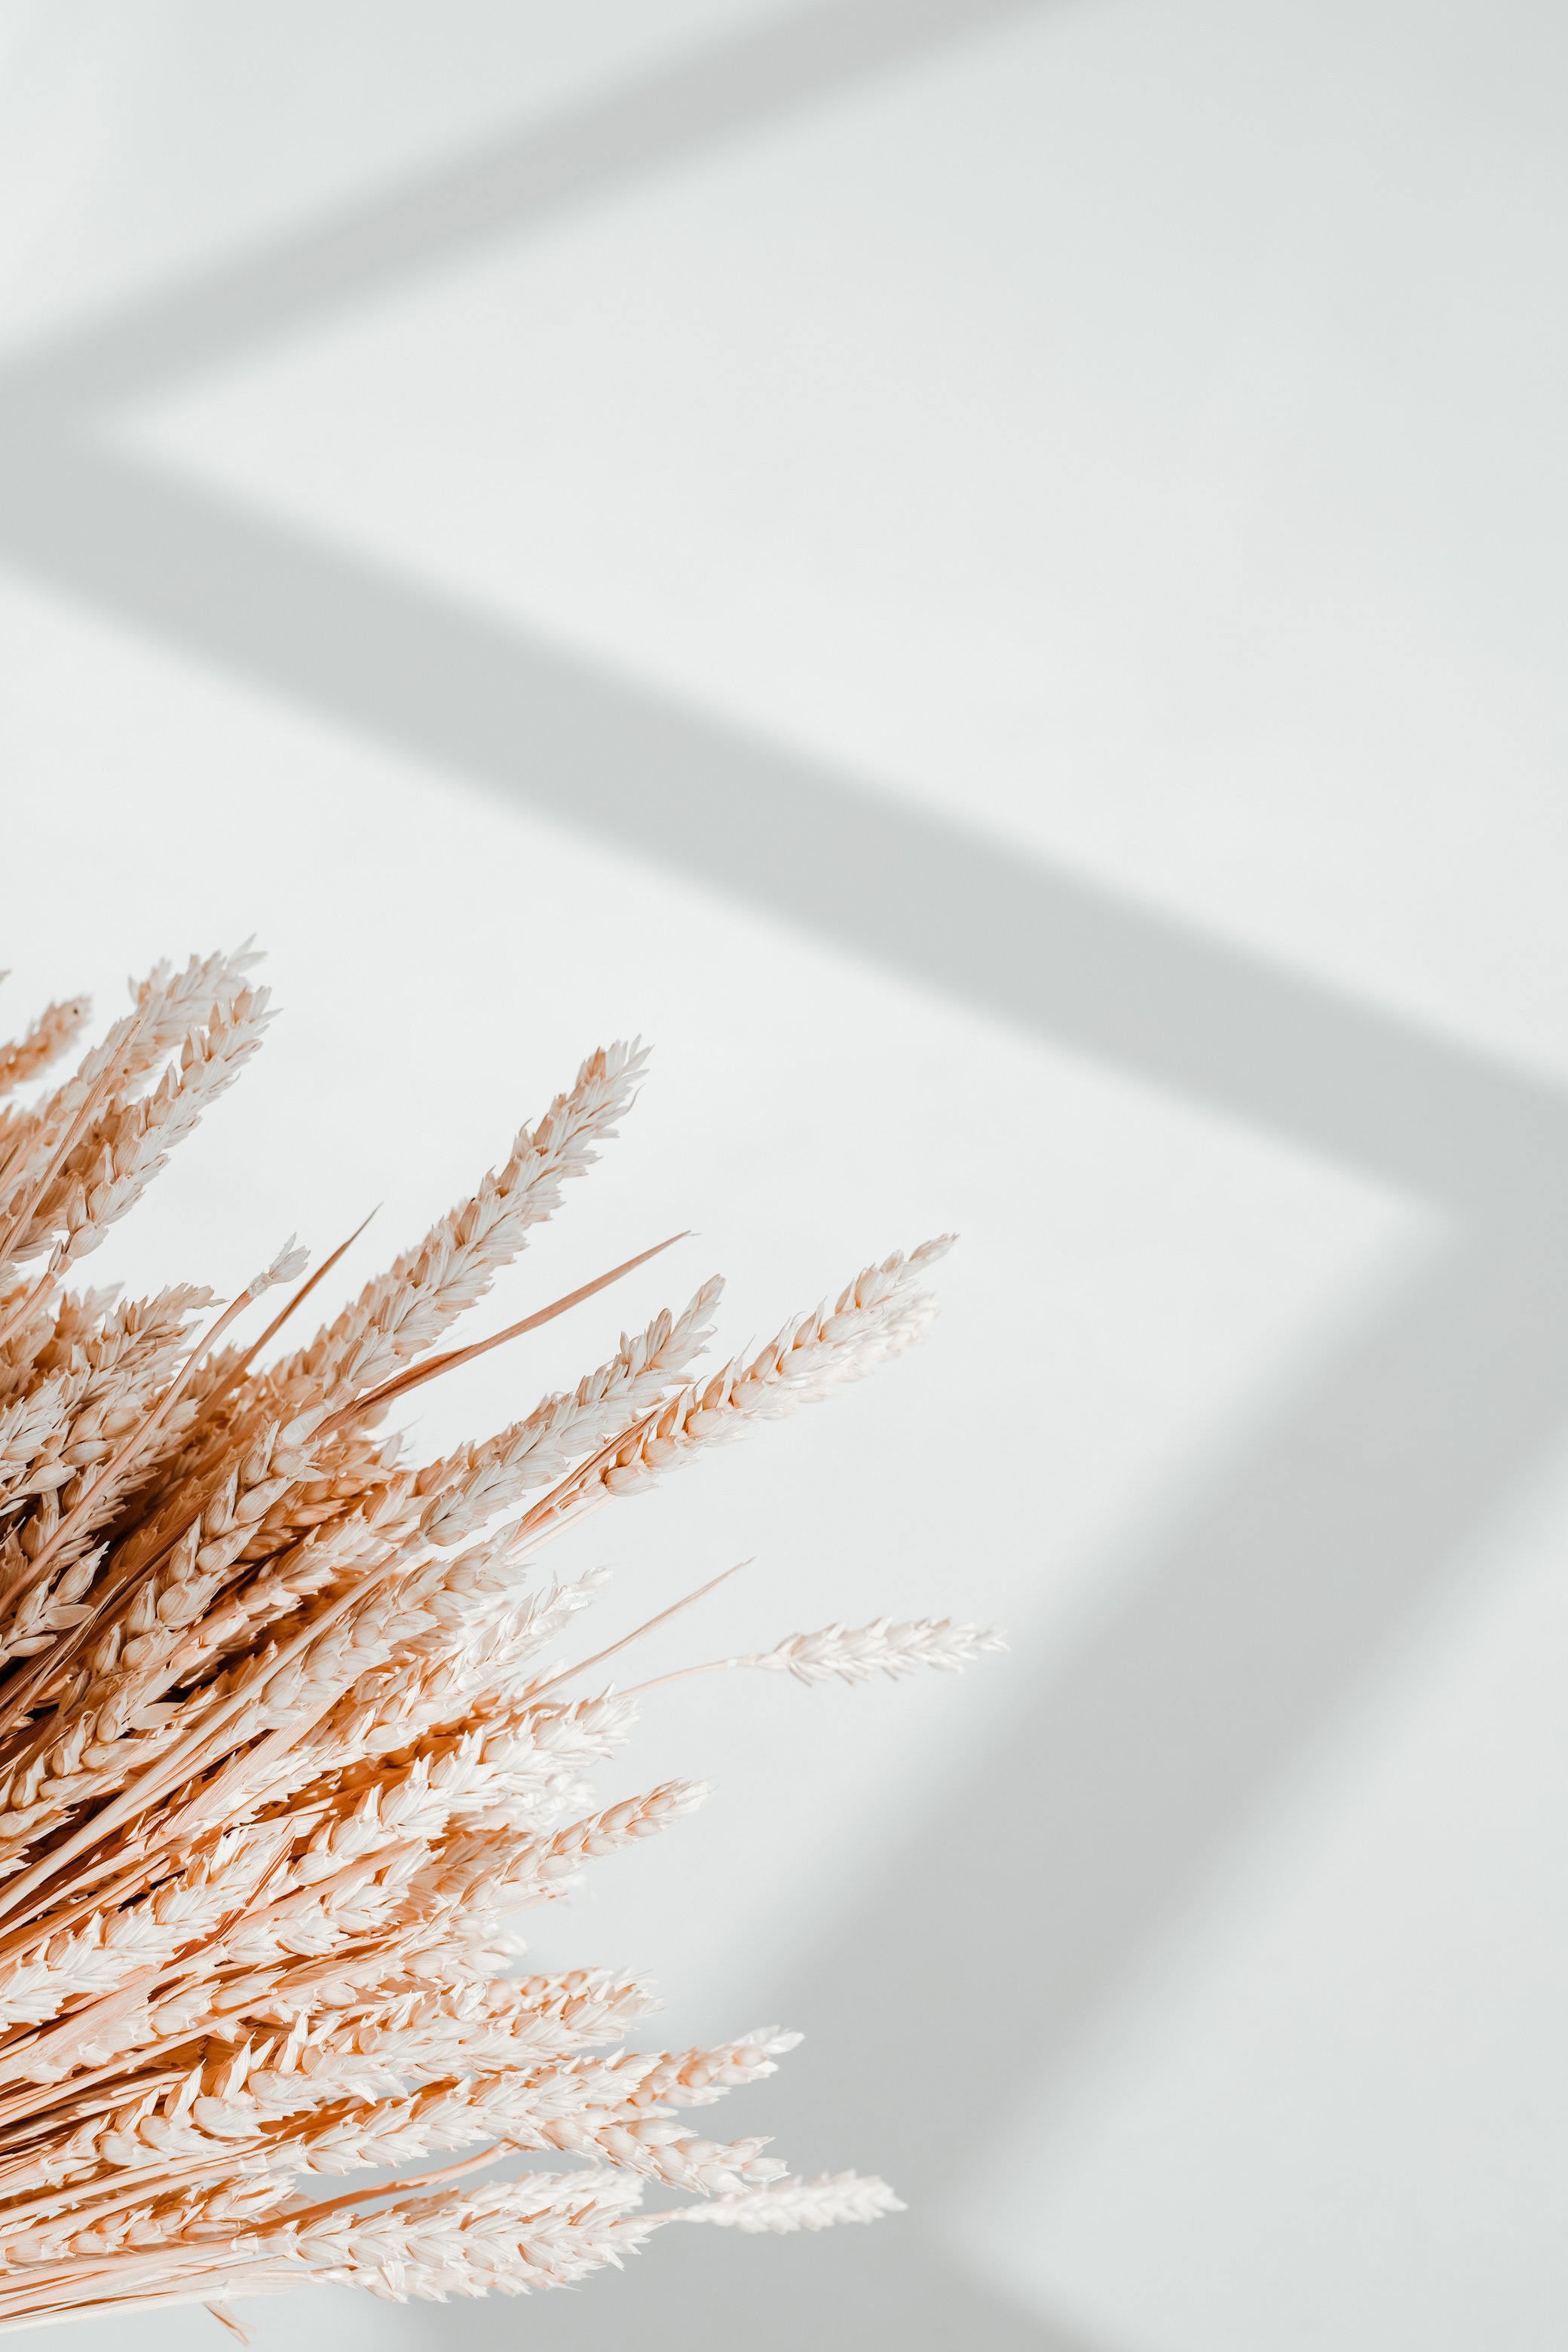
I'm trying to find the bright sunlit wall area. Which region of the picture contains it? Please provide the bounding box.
[1,2,1566,2346]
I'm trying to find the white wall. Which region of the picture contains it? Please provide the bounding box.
[0,3,1565,2344]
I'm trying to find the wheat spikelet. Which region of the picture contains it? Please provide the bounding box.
[0,994,92,1106]
[275,1040,649,1405]
[414,1276,724,1547]
[734,1615,1006,1686]
[672,2169,905,2231]
[0,951,994,2330]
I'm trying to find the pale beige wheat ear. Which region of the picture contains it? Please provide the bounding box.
[0,950,992,2335]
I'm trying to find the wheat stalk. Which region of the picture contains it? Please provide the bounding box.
[0,951,992,2329]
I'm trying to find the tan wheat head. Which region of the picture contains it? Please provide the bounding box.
[0,948,997,2333]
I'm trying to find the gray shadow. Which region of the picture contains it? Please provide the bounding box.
[0,443,1565,1213]
[477,1223,1568,2350]
[8,21,1568,2345]
[0,0,1052,416]
[12,430,1568,2352]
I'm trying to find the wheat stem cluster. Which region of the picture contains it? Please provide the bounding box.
[0,948,997,2333]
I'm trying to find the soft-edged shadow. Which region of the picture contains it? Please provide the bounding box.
[1,445,1566,1214]
[476,1222,1568,2348]
[8,26,1568,2342]
[0,0,1053,416]
[13,443,1568,2347]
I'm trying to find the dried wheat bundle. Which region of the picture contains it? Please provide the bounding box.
[0,948,998,2335]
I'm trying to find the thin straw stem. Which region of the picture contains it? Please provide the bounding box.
[525,1561,752,1704]
[283,2137,525,2227]
[0,1542,406,1925]
[321,1231,689,1432]
[617,1660,739,1700]
[0,1275,283,1613]
[0,2278,296,2335]
[231,1208,378,1380]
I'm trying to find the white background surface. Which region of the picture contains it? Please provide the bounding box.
[0,4,1565,2346]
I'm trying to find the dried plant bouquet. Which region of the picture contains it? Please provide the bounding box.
[0,948,996,2332]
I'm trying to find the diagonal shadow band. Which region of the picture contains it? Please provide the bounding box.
[0,0,1050,418]
[3,21,1566,2352]
[2,442,1566,1212]
[494,1220,1568,2351]
[24,441,1568,2352]
[6,419,1568,2352]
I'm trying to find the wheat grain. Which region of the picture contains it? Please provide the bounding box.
[415,1275,723,1546]
[673,2170,905,2231]
[709,1615,1006,1689]
[0,954,987,2331]
[0,999,92,1105]
[276,1041,649,1404]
